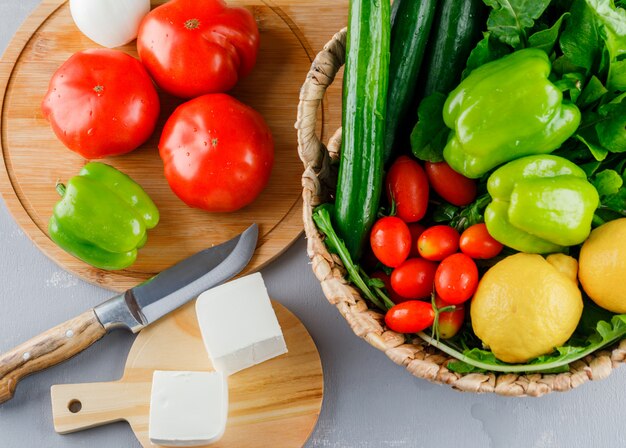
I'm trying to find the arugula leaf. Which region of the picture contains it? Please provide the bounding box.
[431,313,626,374]
[578,75,609,108]
[601,187,626,214]
[555,72,586,102]
[575,131,610,161]
[463,32,512,78]
[529,12,569,53]
[596,95,626,152]
[483,0,551,48]
[591,169,623,196]
[584,0,626,90]
[559,0,603,72]
[410,93,448,163]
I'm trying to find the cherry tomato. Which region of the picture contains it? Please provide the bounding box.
[371,271,406,304]
[41,49,160,159]
[460,223,504,259]
[434,253,479,305]
[418,225,460,261]
[435,296,465,339]
[370,217,411,268]
[425,161,477,206]
[137,0,259,98]
[159,94,274,212]
[386,156,429,223]
[408,223,426,258]
[391,258,437,299]
[385,300,435,333]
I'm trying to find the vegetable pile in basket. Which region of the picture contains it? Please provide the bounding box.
[42,0,274,270]
[314,0,626,374]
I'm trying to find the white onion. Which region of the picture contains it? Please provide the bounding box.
[69,0,151,48]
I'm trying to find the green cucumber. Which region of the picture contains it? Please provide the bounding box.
[418,0,485,100]
[384,0,437,164]
[334,0,391,260]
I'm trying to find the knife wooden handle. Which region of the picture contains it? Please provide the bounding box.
[0,310,106,404]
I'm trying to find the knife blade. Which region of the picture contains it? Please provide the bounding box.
[0,224,258,405]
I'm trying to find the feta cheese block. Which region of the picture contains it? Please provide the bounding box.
[149,371,228,447]
[196,273,288,375]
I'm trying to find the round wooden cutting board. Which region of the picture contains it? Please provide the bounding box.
[0,0,338,292]
[51,300,324,447]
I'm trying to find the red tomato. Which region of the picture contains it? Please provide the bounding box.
[385,300,435,333]
[391,258,437,299]
[137,0,259,98]
[386,156,429,223]
[418,225,460,261]
[460,223,504,259]
[371,271,406,304]
[159,93,274,212]
[41,49,160,159]
[370,217,411,267]
[425,161,477,206]
[407,223,426,258]
[435,296,465,339]
[434,253,479,305]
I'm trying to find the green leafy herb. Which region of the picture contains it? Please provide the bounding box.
[578,75,609,108]
[574,131,610,161]
[463,32,512,78]
[559,0,603,72]
[433,194,492,232]
[312,205,394,311]
[483,0,552,48]
[529,12,569,53]
[591,169,624,196]
[596,95,626,152]
[410,93,448,163]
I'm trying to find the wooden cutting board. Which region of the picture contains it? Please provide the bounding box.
[51,300,323,447]
[0,0,347,292]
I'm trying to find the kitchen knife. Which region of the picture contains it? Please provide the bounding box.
[0,223,258,405]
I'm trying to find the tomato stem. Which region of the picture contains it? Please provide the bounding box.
[185,18,201,30]
[93,85,104,93]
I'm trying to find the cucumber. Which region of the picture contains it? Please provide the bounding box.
[384,0,437,164]
[418,0,485,100]
[334,0,391,260]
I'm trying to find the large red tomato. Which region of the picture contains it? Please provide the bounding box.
[159,93,274,212]
[41,49,160,159]
[137,0,260,98]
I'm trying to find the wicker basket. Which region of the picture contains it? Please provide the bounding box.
[295,29,626,397]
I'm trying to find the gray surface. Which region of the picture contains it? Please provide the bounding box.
[1,1,625,447]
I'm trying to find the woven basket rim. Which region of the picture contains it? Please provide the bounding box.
[295,28,626,397]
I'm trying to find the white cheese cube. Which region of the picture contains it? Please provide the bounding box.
[195,273,288,376]
[149,371,228,447]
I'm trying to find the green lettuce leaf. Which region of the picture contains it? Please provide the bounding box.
[529,12,569,53]
[592,169,624,196]
[463,32,512,78]
[410,93,448,163]
[483,0,552,48]
[560,0,603,72]
[596,95,626,152]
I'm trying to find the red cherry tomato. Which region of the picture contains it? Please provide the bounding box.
[391,258,437,299]
[385,300,435,333]
[370,217,411,268]
[425,161,477,206]
[386,156,429,223]
[460,223,504,259]
[434,253,479,305]
[159,93,274,212]
[435,296,465,339]
[418,225,460,261]
[137,0,259,98]
[41,49,160,159]
[407,223,426,258]
[371,271,406,304]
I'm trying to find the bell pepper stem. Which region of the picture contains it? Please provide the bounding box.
[55,183,66,197]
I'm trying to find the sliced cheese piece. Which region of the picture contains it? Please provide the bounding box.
[149,371,228,447]
[195,272,288,375]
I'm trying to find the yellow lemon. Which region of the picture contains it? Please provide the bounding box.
[579,218,626,313]
[471,253,583,363]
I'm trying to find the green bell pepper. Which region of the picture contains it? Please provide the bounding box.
[485,155,599,254]
[442,48,581,179]
[49,162,159,270]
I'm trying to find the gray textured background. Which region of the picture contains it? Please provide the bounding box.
[1,1,625,447]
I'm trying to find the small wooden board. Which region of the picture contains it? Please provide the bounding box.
[51,300,323,447]
[0,0,347,292]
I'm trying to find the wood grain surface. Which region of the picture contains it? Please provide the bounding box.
[0,0,345,292]
[50,300,324,448]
